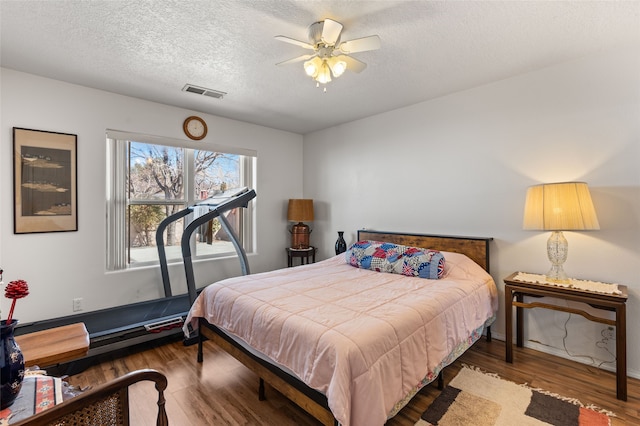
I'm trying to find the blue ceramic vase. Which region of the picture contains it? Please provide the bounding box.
[1,319,25,409]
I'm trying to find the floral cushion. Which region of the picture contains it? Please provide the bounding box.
[345,240,446,279]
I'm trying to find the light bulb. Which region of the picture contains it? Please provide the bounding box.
[304,60,318,77]
[316,62,332,84]
[330,60,347,77]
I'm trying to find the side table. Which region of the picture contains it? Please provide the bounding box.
[286,247,316,267]
[504,272,628,401]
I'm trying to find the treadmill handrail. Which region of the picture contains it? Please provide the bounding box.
[218,213,250,277]
[181,189,256,304]
[156,207,194,297]
[155,188,256,305]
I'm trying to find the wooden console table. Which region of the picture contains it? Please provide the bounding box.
[504,272,628,401]
[15,323,90,368]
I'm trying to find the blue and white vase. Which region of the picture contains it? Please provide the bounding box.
[1,319,25,409]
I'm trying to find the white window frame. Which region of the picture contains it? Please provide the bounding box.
[106,130,256,271]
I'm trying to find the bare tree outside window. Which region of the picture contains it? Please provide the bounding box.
[126,141,241,265]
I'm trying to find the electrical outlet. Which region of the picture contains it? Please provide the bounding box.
[73,297,83,312]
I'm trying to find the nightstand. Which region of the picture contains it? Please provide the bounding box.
[503,272,628,400]
[286,246,316,267]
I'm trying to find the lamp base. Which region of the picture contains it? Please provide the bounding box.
[546,264,569,283]
[290,222,311,249]
[546,231,569,283]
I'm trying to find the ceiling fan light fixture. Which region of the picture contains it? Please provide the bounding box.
[304,60,317,77]
[304,57,321,77]
[328,57,347,77]
[316,61,332,84]
[276,18,380,89]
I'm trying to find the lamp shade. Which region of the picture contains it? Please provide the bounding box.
[523,182,599,231]
[287,199,314,222]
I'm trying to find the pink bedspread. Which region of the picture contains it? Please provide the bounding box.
[185,252,498,426]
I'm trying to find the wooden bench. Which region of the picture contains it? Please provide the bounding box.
[15,323,90,368]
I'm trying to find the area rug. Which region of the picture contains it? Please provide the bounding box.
[417,366,614,426]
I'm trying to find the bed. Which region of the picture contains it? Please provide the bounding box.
[184,230,498,426]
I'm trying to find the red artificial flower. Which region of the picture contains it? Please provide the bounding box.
[5,279,29,324]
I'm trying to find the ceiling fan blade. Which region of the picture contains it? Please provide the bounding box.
[276,54,316,66]
[321,18,343,45]
[274,35,315,50]
[338,35,381,54]
[336,55,367,73]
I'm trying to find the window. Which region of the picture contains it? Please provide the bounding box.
[107,131,256,271]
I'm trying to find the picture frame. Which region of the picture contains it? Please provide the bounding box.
[13,127,78,234]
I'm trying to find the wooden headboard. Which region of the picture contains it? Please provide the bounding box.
[357,230,493,272]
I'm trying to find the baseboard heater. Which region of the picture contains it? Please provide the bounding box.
[144,317,184,333]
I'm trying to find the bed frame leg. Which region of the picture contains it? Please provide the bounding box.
[437,371,444,390]
[197,329,204,363]
[486,325,492,342]
[258,378,266,401]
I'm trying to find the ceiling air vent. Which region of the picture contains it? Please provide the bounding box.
[182,84,226,99]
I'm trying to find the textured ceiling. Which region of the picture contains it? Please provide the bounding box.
[1,1,639,135]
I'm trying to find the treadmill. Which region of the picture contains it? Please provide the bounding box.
[14,188,256,360]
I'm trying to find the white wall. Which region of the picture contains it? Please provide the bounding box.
[303,47,640,377]
[0,68,303,322]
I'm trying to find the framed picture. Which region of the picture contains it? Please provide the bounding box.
[13,127,77,233]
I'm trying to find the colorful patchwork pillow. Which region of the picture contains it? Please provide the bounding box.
[345,240,446,279]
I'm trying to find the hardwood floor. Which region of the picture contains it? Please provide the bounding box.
[62,336,640,425]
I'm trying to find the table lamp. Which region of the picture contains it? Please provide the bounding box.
[287,199,314,249]
[523,182,599,282]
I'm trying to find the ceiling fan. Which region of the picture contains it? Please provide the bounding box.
[275,18,381,89]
